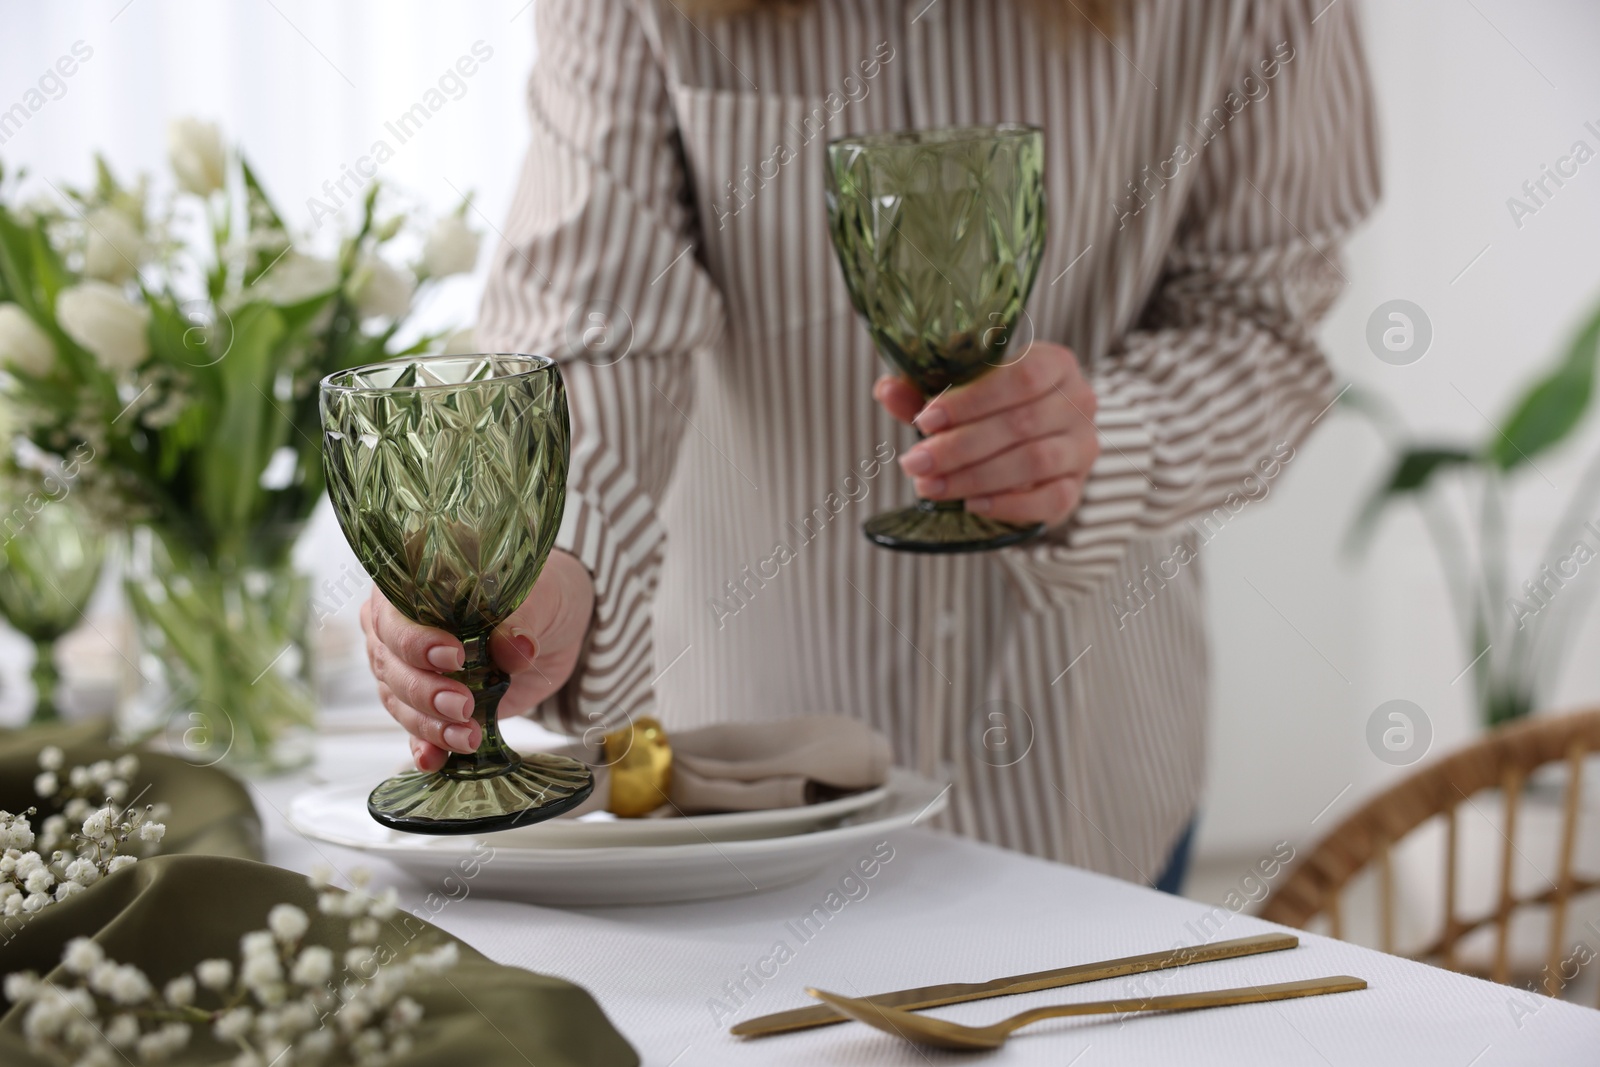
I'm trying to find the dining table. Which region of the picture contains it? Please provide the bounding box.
[254,707,1600,1066]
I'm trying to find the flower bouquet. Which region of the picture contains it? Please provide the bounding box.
[0,118,482,768]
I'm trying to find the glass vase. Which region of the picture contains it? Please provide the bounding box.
[122,526,317,773]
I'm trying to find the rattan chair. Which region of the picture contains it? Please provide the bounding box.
[1260,710,1600,999]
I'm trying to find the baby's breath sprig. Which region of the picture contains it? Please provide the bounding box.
[1,747,165,920]
[6,868,455,1067]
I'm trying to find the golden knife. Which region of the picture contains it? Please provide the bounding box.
[729,930,1299,1038]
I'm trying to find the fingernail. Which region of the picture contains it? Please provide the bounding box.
[427,645,464,671]
[442,724,475,752]
[509,627,538,663]
[434,691,474,722]
[915,407,949,433]
[901,448,935,476]
[967,496,992,514]
[920,477,948,496]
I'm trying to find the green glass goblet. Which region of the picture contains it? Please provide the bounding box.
[826,123,1049,552]
[0,497,106,723]
[320,353,593,834]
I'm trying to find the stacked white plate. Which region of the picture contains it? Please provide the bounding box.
[287,768,948,906]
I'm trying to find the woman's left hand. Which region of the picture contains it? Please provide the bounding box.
[874,342,1101,529]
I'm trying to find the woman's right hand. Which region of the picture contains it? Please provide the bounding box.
[359,548,596,772]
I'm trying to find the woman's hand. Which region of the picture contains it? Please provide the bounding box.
[359,548,596,771]
[874,342,1101,528]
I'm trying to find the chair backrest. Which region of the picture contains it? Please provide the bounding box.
[1260,709,1600,997]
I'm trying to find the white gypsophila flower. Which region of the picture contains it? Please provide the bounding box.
[349,917,379,945]
[3,894,23,917]
[168,117,226,197]
[88,962,152,1006]
[267,903,309,944]
[64,857,99,887]
[196,958,232,990]
[250,252,340,307]
[346,254,414,321]
[84,207,146,284]
[52,880,82,902]
[1,819,34,850]
[55,281,150,373]
[68,766,90,790]
[412,942,458,974]
[368,888,399,921]
[241,952,283,996]
[241,930,276,960]
[39,746,63,771]
[89,760,114,784]
[388,995,423,1029]
[420,214,481,278]
[64,798,90,822]
[106,855,137,875]
[138,1021,190,1062]
[275,998,318,1037]
[104,1012,140,1049]
[306,865,333,891]
[350,1029,383,1060]
[163,974,195,1008]
[289,945,333,987]
[213,1006,253,1043]
[113,754,137,779]
[15,851,44,878]
[0,304,56,378]
[139,821,166,843]
[104,780,128,803]
[296,1027,335,1061]
[343,948,372,974]
[4,971,39,1002]
[81,806,114,840]
[23,868,54,895]
[33,772,57,798]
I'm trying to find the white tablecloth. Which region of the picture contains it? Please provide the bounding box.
[255,720,1600,1066]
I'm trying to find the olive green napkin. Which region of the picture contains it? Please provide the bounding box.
[0,854,638,1067]
[0,721,261,860]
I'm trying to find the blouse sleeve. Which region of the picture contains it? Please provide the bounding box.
[998,0,1381,611]
[475,0,724,733]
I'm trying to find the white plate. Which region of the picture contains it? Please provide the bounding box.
[488,782,891,848]
[287,769,947,906]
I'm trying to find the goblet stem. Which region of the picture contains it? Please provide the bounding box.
[30,637,60,724]
[442,634,519,780]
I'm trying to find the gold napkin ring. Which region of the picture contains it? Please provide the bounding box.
[603,716,672,818]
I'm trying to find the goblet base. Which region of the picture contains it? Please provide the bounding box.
[367,752,594,835]
[863,502,1044,554]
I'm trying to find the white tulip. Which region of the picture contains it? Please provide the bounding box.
[420,214,481,278]
[167,118,226,197]
[251,253,339,306]
[84,207,145,283]
[347,254,414,320]
[0,304,56,376]
[56,282,150,373]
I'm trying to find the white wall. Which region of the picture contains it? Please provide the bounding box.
[3,0,1600,867]
[1199,0,1600,858]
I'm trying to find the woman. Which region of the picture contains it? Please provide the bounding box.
[360,0,1378,889]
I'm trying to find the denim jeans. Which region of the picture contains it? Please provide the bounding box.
[1152,815,1197,895]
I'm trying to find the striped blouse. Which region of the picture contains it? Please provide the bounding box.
[477,0,1380,882]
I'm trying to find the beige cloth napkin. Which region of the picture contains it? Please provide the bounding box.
[553,714,891,818]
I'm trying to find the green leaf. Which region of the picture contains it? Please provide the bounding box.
[1346,447,1478,556]
[1486,298,1600,470]
[196,304,287,551]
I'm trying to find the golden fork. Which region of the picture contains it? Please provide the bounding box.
[807,975,1368,1051]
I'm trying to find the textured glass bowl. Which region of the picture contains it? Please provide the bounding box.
[826,124,1049,552]
[320,353,592,834]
